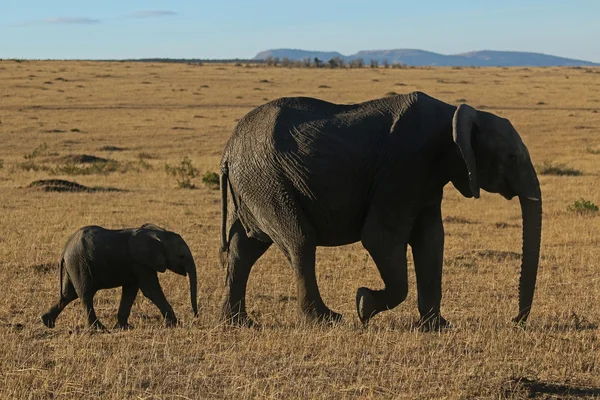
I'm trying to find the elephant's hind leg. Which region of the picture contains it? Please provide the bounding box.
[221,219,271,327]
[114,283,139,330]
[41,276,78,328]
[284,238,342,324]
[265,204,341,324]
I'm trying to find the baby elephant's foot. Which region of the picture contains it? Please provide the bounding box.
[41,313,55,329]
[90,320,108,332]
[418,315,452,332]
[165,317,178,328]
[114,321,134,330]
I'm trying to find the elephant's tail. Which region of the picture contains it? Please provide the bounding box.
[58,258,65,301]
[219,164,229,269]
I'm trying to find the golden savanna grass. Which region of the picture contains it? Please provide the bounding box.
[0,61,599,399]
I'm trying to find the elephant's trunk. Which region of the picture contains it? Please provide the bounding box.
[185,259,198,317]
[514,178,542,324]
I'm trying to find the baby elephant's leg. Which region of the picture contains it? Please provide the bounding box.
[139,274,177,327]
[80,292,106,331]
[41,278,78,328]
[114,283,139,330]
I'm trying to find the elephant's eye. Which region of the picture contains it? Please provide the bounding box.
[509,154,517,161]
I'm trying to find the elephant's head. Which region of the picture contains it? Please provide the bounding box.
[452,104,542,324]
[130,224,198,317]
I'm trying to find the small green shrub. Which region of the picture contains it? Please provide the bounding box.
[138,152,156,160]
[136,155,153,170]
[53,159,121,175]
[24,143,49,160]
[538,162,582,176]
[586,147,600,155]
[165,157,199,188]
[17,160,50,172]
[202,171,220,190]
[567,198,599,214]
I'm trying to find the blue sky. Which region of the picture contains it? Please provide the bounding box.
[1,0,599,62]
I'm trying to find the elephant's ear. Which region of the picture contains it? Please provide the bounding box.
[452,104,480,199]
[129,229,167,273]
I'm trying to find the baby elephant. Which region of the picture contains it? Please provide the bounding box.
[41,223,198,330]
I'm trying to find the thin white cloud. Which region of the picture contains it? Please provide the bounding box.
[13,11,176,28]
[14,17,100,27]
[128,10,177,19]
[44,17,100,24]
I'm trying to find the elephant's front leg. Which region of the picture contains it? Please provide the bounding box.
[114,283,139,330]
[409,203,450,331]
[139,275,177,327]
[357,227,409,326]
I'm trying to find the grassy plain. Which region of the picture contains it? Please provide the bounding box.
[0,61,599,399]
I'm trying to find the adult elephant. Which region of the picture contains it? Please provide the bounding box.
[219,91,541,329]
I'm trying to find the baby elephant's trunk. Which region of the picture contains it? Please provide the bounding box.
[186,259,198,317]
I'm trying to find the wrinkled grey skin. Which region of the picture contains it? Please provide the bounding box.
[219,91,542,330]
[41,223,198,330]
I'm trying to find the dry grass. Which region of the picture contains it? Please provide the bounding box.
[1,61,600,399]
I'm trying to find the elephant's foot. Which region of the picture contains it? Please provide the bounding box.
[417,314,452,332]
[89,320,108,332]
[356,287,381,326]
[512,310,530,328]
[222,312,257,328]
[220,303,257,328]
[302,305,343,325]
[114,321,134,330]
[41,313,55,329]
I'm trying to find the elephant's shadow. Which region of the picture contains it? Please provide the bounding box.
[536,312,598,332]
[504,377,600,398]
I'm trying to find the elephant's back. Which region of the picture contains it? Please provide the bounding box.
[221,97,379,245]
[62,226,131,263]
[223,97,349,162]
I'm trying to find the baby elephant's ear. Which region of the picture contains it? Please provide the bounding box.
[129,229,167,272]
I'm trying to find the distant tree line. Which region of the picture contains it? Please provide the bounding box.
[264,56,407,69]
[4,57,412,69]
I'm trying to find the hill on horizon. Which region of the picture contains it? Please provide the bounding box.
[254,48,600,67]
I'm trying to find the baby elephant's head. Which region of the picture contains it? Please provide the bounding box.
[130,223,198,317]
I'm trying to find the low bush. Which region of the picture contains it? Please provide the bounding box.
[53,159,121,175]
[165,157,199,188]
[567,198,599,214]
[202,171,220,190]
[586,147,600,155]
[24,143,49,160]
[538,162,582,176]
